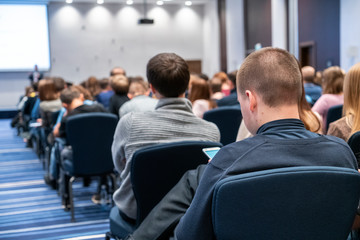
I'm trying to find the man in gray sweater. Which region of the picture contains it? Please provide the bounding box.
[111,53,220,221]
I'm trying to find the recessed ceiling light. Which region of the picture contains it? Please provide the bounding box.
[126,0,133,5]
[185,1,192,6]
[97,0,104,4]
[156,1,164,5]
[66,0,73,3]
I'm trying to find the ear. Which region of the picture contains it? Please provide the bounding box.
[149,84,156,94]
[127,93,133,99]
[62,102,69,109]
[246,90,257,112]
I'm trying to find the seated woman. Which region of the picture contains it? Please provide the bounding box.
[312,66,344,133]
[328,63,360,141]
[188,78,216,118]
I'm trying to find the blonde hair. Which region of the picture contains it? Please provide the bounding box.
[343,63,360,135]
[111,75,129,94]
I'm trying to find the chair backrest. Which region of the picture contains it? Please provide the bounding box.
[66,112,117,176]
[212,166,360,240]
[203,106,242,146]
[348,131,360,168]
[326,104,343,131]
[131,141,222,224]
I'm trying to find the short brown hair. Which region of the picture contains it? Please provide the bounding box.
[147,53,190,97]
[111,75,129,94]
[38,79,58,101]
[52,77,66,92]
[60,86,81,105]
[322,66,344,94]
[209,77,222,93]
[237,47,302,107]
[99,78,110,89]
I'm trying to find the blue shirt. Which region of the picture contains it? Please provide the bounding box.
[175,119,357,240]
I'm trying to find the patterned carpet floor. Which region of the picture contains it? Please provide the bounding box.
[0,119,111,240]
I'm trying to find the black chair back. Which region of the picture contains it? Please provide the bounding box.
[66,112,117,176]
[348,131,360,168]
[212,166,360,240]
[326,104,343,131]
[131,141,222,224]
[203,106,242,146]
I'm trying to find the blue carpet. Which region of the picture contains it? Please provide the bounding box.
[0,119,111,240]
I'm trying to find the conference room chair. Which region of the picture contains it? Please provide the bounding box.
[212,166,360,240]
[348,131,360,168]
[106,141,223,240]
[60,112,118,222]
[203,106,242,146]
[326,104,343,132]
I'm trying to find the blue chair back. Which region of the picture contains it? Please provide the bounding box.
[348,131,360,168]
[66,112,117,176]
[131,141,222,224]
[203,107,242,146]
[326,104,343,131]
[212,166,360,240]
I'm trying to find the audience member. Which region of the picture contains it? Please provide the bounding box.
[123,48,357,240]
[302,66,322,104]
[188,78,216,118]
[213,71,231,96]
[312,66,344,133]
[217,70,239,107]
[96,78,114,109]
[110,66,126,76]
[209,77,224,100]
[85,76,101,99]
[328,63,360,140]
[111,53,220,222]
[119,80,158,118]
[109,75,130,115]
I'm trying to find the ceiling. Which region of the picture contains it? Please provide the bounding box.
[2,0,209,5]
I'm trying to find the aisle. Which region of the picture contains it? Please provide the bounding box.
[0,119,111,240]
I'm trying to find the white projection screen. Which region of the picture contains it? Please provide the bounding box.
[0,4,51,72]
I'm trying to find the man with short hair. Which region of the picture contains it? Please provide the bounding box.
[110,66,126,76]
[302,66,322,104]
[123,48,358,240]
[111,53,220,222]
[109,75,130,115]
[119,80,158,118]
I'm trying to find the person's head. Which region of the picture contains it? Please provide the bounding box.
[110,67,126,76]
[188,78,210,103]
[72,85,93,101]
[60,86,84,111]
[227,70,237,89]
[147,53,190,98]
[52,77,66,93]
[128,80,149,99]
[322,66,344,94]
[343,63,360,134]
[85,76,101,97]
[38,78,59,101]
[209,77,222,94]
[99,78,110,90]
[237,47,302,134]
[110,75,130,95]
[301,66,315,83]
[34,65,38,71]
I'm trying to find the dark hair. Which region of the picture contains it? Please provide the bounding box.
[110,67,126,76]
[38,79,58,101]
[52,77,66,92]
[60,86,81,104]
[147,53,190,97]
[99,78,110,89]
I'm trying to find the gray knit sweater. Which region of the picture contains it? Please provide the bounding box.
[111,98,220,219]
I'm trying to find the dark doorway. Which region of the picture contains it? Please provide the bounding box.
[186,60,202,74]
[299,41,316,68]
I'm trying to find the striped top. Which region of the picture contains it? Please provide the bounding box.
[111,97,220,219]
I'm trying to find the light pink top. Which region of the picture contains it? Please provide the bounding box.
[312,94,344,133]
[192,99,211,118]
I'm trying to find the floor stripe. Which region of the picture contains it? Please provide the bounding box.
[0,219,109,235]
[0,180,44,188]
[0,160,39,166]
[0,148,33,153]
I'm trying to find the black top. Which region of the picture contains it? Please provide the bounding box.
[109,94,129,115]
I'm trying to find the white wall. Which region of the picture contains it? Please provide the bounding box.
[340,0,360,71]
[226,0,245,72]
[0,2,207,109]
[271,0,287,50]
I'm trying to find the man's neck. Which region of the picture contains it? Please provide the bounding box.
[69,99,84,111]
[257,104,300,128]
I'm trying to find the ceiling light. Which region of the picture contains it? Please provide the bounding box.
[156,1,164,5]
[66,0,73,3]
[126,0,133,5]
[185,1,192,6]
[97,0,104,4]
